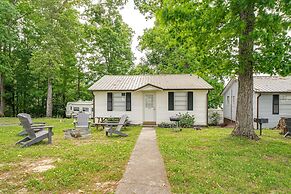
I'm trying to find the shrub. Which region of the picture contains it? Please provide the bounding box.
[209,112,221,126]
[158,122,176,128]
[177,112,195,128]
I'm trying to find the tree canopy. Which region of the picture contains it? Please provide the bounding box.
[0,0,134,117]
[135,0,290,139]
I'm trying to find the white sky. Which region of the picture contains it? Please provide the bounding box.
[119,0,154,64]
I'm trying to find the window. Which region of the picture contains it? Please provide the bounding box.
[227,96,230,104]
[273,95,279,114]
[174,92,187,111]
[70,106,72,110]
[113,93,126,111]
[73,107,79,111]
[83,107,89,112]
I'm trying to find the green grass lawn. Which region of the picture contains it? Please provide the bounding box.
[0,117,141,193]
[157,127,291,194]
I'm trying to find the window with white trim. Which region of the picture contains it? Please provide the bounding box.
[83,107,89,112]
[174,92,187,111]
[113,93,126,111]
[73,107,79,111]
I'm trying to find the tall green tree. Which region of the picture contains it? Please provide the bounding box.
[25,0,83,117]
[0,0,19,116]
[136,0,290,140]
[82,1,134,82]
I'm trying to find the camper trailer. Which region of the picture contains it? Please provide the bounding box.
[66,100,93,118]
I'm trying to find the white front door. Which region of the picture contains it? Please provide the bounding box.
[143,93,156,122]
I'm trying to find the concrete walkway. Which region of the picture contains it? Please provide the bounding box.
[116,127,171,194]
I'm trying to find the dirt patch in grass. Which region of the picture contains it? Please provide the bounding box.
[0,158,58,181]
[95,181,118,193]
[24,158,58,173]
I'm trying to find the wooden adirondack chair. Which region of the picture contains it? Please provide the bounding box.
[16,114,53,147]
[284,118,291,137]
[103,115,128,137]
[73,112,91,130]
[17,113,46,136]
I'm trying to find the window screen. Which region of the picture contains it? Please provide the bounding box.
[273,95,279,114]
[174,92,187,111]
[113,93,126,111]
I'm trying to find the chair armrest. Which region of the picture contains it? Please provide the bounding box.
[32,125,53,130]
[31,124,45,127]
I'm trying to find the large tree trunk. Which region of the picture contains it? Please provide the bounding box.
[46,78,53,117]
[232,3,259,140]
[0,74,4,117]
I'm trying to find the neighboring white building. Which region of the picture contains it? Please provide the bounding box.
[222,76,291,128]
[89,74,213,125]
[66,100,93,118]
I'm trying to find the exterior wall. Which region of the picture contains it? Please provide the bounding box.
[155,90,208,126]
[93,90,209,125]
[223,80,238,121]
[93,91,143,124]
[257,93,291,128]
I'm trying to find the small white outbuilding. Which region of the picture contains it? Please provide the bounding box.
[222,76,291,128]
[89,74,213,125]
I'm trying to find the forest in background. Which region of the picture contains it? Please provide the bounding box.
[0,0,225,117]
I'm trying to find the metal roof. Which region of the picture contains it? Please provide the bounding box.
[222,76,291,94]
[254,76,291,93]
[88,74,213,91]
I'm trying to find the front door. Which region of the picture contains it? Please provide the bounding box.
[143,93,156,122]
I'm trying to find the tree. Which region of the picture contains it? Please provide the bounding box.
[0,0,19,116]
[25,0,83,117]
[82,1,134,82]
[136,0,290,140]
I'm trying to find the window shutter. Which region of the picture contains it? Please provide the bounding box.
[168,92,174,111]
[107,93,113,111]
[126,92,131,111]
[187,92,193,110]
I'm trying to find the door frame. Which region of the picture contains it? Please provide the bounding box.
[143,92,157,123]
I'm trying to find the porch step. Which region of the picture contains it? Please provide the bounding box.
[142,124,158,127]
[143,121,156,125]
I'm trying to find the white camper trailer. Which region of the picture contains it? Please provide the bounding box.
[66,100,93,118]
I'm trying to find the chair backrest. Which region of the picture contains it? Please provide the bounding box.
[286,118,291,132]
[17,114,36,139]
[18,113,33,124]
[76,112,89,126]
[116,115,128,131]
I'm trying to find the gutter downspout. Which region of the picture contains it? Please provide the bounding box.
[256,93,261,130]
[92,91,95,123]
[207,91,209,126]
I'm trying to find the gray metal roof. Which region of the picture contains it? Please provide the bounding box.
[88,74,213,91]
[254,76,291,93]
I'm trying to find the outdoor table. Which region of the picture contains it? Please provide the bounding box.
[93,116,121,130]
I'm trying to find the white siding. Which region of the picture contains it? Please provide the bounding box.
[93,91,143,124]
[93,90,209,125]
[156,90,208,126]
[223,80,238,121]
[257,93,291,128]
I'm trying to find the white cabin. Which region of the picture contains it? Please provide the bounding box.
[89,74,213,125]
[222,76,291,128]
[66,100,93,118]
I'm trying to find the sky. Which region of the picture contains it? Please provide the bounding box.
[119,0,154,64]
